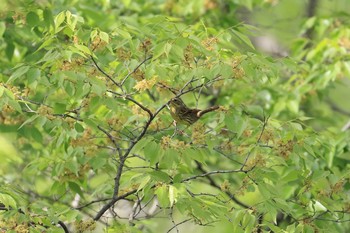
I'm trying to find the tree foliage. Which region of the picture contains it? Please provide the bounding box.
[1,0,350,232]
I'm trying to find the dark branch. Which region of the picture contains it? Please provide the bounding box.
[97,125,122,157]
[76,198,112,210]
[194,161,250,209]
[241,114,269,169]
[166,219,191,233]
[120,56,153,86]
[94,75,224,220]
[58,221,70,233]
[181,169,243,182]
[107,90,153,118]
[91,55,122,88]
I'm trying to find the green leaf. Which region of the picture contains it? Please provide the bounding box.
[231,29,255,50]
[55,11,66,31]
[26,12,40,27]
[74,44,92,55]
[53,103,66,114]
[170,44,184,60]
[0,86,4,97]
[0,193,17,209]
[90,78,106,96]
[161,148,179,169]
[149,171,171,183]
[258,183,271,199]
[0,22,5,38]
[5,42,14,60]
[43,8,54,29]
[155,184,169,208]
[144,141,162,165]
[89,156,106,170]
[31,127,43,143]
[90,29,98,40]
[27,68,41,85]
[18,115,39,129]
[225,114,247,138]
[152,41,167,59]
[36,38,55,51]
[133,138,154,153]
[74,123,85,133]
[7,100,22,113]
[8,65,30,83]
[99,31,109,43]
[173,173,182,183]
[242,212,255,230]
[68,182,84,197]
[137,175,151,192]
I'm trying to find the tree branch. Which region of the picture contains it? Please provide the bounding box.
[90,55,122,88]
[194,161,250,209]
[58,221,70,233]
[241,114,269,169]
[107,90,153,118]
[167,219,191,233]
[94,75,225,220]
[181,169,243,182]
[97,125,122,157]
[120,55,153,86]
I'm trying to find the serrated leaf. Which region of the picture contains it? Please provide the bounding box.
[231,29,255,50]
[7,100,22,113]
[18,115,39,129]
[74,44,91,55]
[144,141,162,165]
[31,127,43,143]
[149,171,171,183]
[132,137,153,153]
[55,11,66,31]
[27,68,41,84]
[36,38,55,51]
[7,65,30,83]
[152,41,167,59]
[137,176,151,192]
[0,193,17,209]
[90,29,98,40]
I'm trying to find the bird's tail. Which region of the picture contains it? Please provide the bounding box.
[197,106,220,117]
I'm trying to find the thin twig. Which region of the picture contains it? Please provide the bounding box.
[241,114,270,169]
[166,219,191,233]
[91,55,121,88]
[97,125,122,157]
[76,198,112,210]
[107,90,153,118]
[195,161,250,209]
[181,169,244,182]
[94,74,224,220]
[120,56,153,86]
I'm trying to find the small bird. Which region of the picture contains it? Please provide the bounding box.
[168,97,219,125]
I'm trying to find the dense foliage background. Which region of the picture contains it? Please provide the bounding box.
[1,0,350,232]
